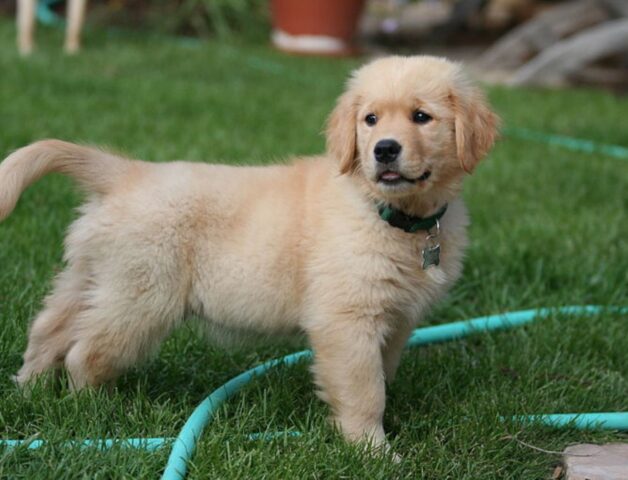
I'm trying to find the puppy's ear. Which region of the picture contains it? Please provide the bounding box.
[451,86,499,173]
[326,91,359,175]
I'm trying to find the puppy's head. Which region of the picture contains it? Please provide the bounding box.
[327,56,499,204]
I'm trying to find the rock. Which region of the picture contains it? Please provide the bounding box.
[564,443,628,480]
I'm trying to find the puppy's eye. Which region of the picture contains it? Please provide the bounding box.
[412,110,432,124]
[365,113,378,126]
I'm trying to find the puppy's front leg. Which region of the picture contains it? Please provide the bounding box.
[308,320,387,448]
[382,321,416,384]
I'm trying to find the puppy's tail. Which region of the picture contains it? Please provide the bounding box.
[0,139,132,221]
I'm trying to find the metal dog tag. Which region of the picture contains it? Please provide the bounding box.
[422,243,441,269]
[421,220,441,269]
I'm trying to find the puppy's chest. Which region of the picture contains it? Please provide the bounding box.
[361,232,460,312]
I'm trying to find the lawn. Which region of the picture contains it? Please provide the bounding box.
[0,20,627,480]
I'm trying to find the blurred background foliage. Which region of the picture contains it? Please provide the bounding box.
[0,0,271,40]
[105,0,270,40]
[0,0,625,90]
[0,0,563,41]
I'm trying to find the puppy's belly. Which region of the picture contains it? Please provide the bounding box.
[199,315,303,347]
[189,251,304,338]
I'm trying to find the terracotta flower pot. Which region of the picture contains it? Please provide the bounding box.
[270,0,366,56]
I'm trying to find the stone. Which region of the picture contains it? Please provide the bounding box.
[564,443,628,480]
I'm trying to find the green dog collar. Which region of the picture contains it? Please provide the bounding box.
[377,203,447,233]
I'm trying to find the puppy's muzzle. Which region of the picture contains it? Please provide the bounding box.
[374,139,402,164]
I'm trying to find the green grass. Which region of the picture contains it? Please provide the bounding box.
[1,21,627,480]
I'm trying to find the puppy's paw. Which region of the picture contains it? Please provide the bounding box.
[390,450,403,463]
[368,440,403,463]
[11,373,35,398]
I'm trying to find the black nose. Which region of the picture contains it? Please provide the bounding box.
[374,139,402,164]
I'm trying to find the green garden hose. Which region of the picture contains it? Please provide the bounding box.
[36,0,64,26]
[2,306,626,480]
[503,127,628,160]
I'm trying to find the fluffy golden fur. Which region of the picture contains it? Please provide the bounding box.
[0,56,498,450]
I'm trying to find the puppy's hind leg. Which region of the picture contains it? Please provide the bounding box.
[63,279,185,390]
[17,0,36,55]
[15,264,88,388]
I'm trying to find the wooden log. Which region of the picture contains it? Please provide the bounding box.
[510,18,628,85]
[603,0,628,17]
[569,64,628,91]
[479,0,611,69]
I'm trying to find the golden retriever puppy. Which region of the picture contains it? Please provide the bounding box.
[17,0,87,55]
[0,56,497,450]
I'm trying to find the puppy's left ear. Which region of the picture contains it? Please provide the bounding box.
[451,85,500,173]
[326,91,359,175]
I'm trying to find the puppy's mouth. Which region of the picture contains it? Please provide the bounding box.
[377,170,431,185]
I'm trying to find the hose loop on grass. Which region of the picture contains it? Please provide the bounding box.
[502,128,628,160]
[1,307,626,478]
[160,305,627,480]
